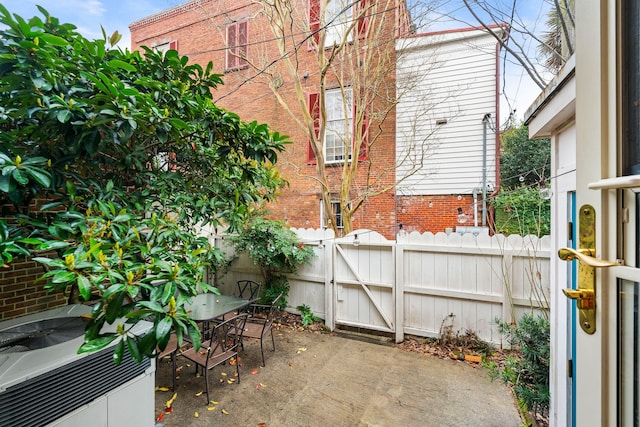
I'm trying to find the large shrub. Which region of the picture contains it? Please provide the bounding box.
[231,218,315,308]
[0,6,287,362]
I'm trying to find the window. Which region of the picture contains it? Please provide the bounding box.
[325,0,353,46]
[308,0,369,47]
[320,199,343,228]
[226,21,248,71]
[325,88,352,163]
[307,88,368,164]
[154,40,178,55]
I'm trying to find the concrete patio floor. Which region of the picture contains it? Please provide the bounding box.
[154,326,523,427]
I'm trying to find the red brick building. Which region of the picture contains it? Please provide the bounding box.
[129,1,502,239]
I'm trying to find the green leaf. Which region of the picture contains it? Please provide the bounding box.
[112,214,133,223]
[103,283,126,299]
[138,331,157,357]
[38,33,69,47]
[25,168,51,187]
[126,336,142,363]
[105,292,125,323]
[113,338,124,365]
[32,257,64,267]
[136,301,165,313]
[155,316,173,343]
[77,275,93,301]
[56,110,72,123]
[0,175,14,193]
[37,240,72,250]
[39,201,64,211]
[78,335,117,353]
[159,281,175,305]
[107,59,136,72]
[51,270,76,284]
[17,238,42,245]
[11,168,28,185]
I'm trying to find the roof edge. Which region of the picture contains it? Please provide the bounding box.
[524,55,576,126]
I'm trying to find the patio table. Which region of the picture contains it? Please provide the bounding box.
[184,294,250,322]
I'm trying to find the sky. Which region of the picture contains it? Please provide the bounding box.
[1,0,553,127]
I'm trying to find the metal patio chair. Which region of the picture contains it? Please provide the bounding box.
[236,280,262,301]
[234,293,282,367]
[217,280,263,323]
[179,313,249,403]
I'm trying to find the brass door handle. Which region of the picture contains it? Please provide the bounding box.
[556,204,614,334]
[558,247,618,268]
[561,289,595,310]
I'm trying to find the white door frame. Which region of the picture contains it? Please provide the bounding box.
[574,1,640,425]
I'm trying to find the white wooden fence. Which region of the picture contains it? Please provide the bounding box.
[209,228,550,346]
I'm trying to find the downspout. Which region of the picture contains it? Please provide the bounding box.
[487,26,509,227]
[482,113,490,226]
[473,188,479,227]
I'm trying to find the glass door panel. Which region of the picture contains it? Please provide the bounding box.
[619,278,639,426]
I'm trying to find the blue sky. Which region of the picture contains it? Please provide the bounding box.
[1,0,552,125]
[1,0,173,48]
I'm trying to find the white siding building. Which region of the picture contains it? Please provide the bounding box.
[395,27,504,197]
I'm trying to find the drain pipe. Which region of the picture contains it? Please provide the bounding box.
[482,113,491,226]
[486,30,509,230]
[473,188,479,227]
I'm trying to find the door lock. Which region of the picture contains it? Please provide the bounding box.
[561,288,595,310]
[558,205,617,334]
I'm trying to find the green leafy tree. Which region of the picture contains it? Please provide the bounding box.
[230,217,315,309]
[492,124,551,237]
[500,124,550,190]
[0,6,288,362]
[493,186,550,237]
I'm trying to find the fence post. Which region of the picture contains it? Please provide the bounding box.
[395,239,404,343]
[324,238,335,330]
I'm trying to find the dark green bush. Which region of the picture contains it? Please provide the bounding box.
[489,314,550,419]
[492,186,551,236]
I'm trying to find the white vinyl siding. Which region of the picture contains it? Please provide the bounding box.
[395,30,499,195]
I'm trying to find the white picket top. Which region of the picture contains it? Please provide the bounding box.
[211,228,550,346]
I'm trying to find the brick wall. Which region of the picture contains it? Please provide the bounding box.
[396,194,480,235]
[0,255,66,321]
[129,1,494,241]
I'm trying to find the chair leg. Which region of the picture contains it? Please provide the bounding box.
[259,337,266,367]
[204,367,210,404]
[236,354,241,383]
[270,329,276,352]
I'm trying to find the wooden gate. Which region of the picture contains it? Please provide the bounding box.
[333,230,397,337]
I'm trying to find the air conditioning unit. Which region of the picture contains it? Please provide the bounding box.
[0,305,155,427]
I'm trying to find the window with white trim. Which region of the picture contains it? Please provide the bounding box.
[325,0,353,46]
[306,87,368,165]
[324,87,352,163]
[309,0,368,47]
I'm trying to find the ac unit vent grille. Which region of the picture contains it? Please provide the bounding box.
[0,346,150,427]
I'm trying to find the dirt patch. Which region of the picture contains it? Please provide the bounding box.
[273,311,332,334]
